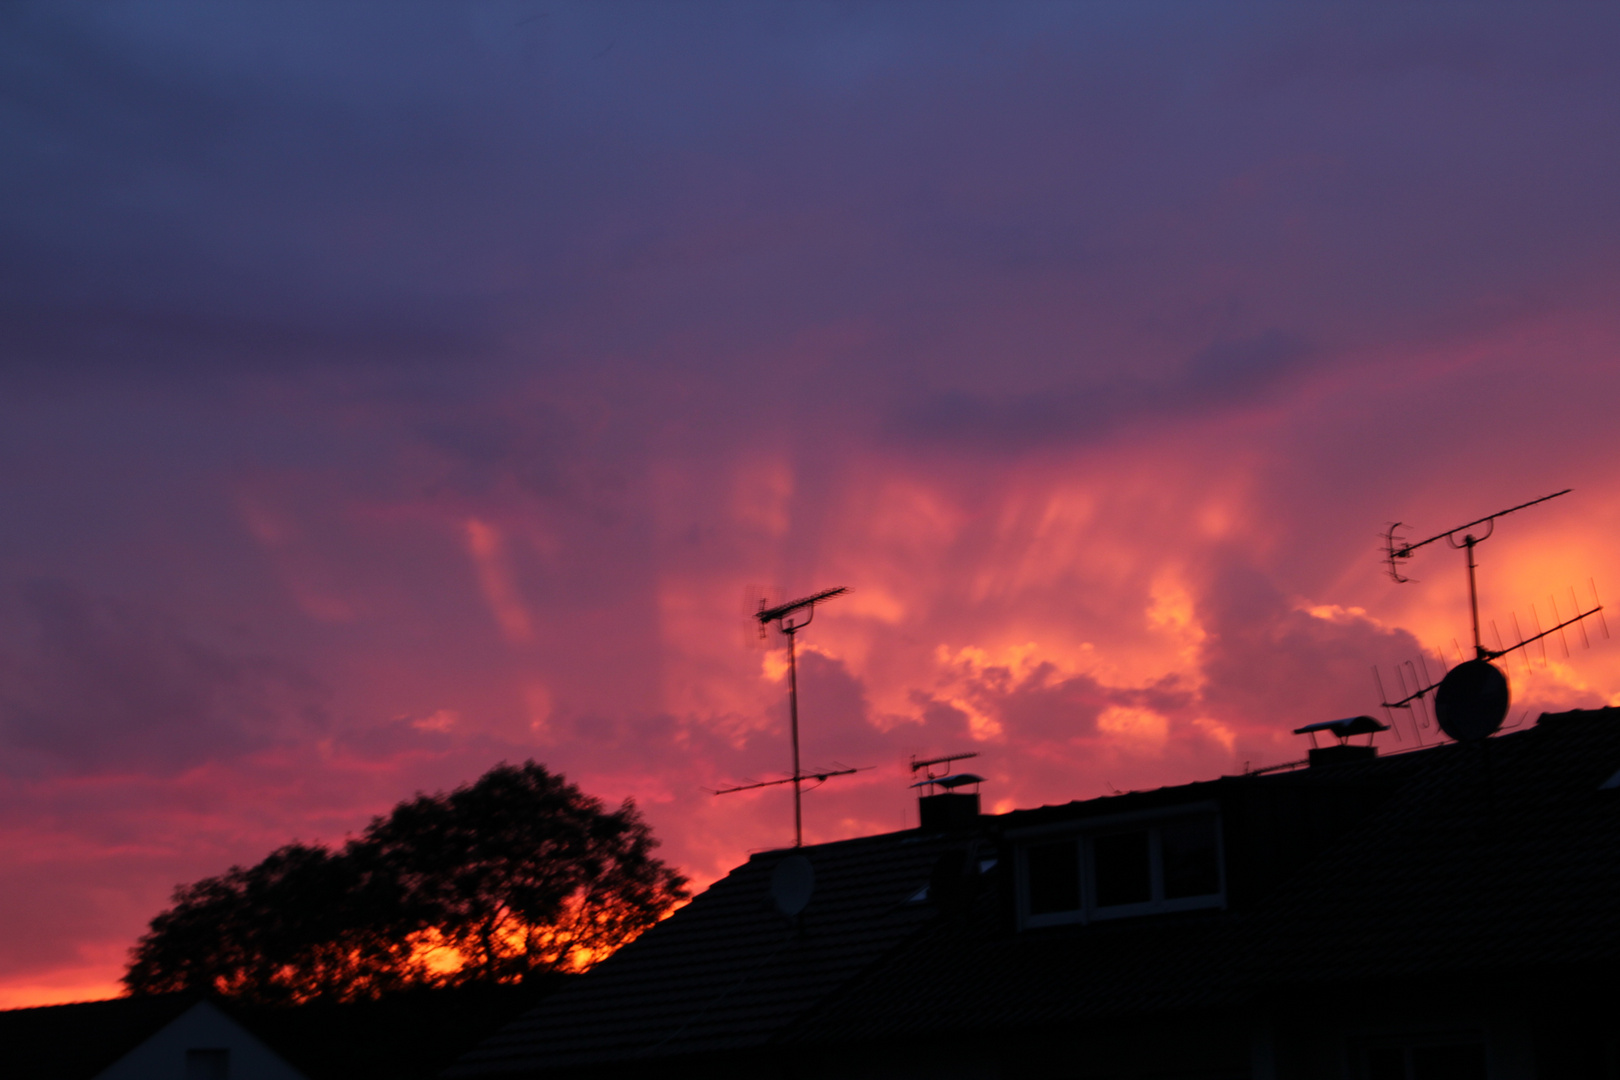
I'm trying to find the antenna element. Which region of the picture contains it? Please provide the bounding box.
[1385,489,1570,656]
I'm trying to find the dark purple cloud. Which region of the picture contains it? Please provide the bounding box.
[0,581,326,775]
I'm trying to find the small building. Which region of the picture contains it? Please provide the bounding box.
[449,707,1620,1080]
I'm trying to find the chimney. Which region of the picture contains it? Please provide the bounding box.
[909,755,985,831]
[1293,716,1387,768]
[1306,744,1378,768]
[918,790,980,832]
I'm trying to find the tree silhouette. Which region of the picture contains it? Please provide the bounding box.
[124,762,688,1004]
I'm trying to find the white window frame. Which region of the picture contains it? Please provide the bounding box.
[1013,802,1225,928]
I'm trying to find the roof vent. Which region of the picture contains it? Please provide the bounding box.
[1293,715,1387,768]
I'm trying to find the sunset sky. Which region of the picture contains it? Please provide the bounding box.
[4,3,1620,1007]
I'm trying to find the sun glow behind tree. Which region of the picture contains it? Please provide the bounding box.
[123,763,688,1004]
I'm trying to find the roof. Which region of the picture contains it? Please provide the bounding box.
[452,708,1620,1076]
[0,984,553,1080]
[245,984,557,1080]
[449,829,979,1076]
[792,708,1620,1044]
[1247,707,1620,983]
[0,994,197,1080]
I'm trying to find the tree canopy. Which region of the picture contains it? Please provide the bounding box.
[124,762,688,1004]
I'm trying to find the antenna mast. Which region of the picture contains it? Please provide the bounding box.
[723,586,850,847]
[1378,489,1607,740]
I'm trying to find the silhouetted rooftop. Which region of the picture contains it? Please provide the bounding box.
[1,983,555,1080]
[0,994,197,1080]
[452,708,1620,1077]
[450,829,968,1075]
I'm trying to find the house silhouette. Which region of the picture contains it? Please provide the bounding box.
[450,707,1620,1080]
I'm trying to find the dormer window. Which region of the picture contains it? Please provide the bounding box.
[1015,805,1224,927]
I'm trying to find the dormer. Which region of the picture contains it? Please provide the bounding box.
[1011,802,1224,928]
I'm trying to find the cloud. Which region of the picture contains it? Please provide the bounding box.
[464,520,534,642]
[0,581,326,776]
[888,329,1315,451]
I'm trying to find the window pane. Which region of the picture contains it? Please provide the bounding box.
[1161,817,1220,898]
[1025,840,1081,915]
[1410,1044,1485,1080]
[1093,831,1151,906]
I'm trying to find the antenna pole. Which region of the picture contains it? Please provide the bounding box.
[1466,534,1483,659]
[739,585,848,848]
[786,623,803,848]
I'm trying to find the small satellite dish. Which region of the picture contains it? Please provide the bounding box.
[771,854,814,917]
[1434,659,1509,742]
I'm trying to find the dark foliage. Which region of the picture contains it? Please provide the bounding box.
[123,763,688,1004]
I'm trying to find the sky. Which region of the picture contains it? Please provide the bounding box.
[3,1,1620,1007]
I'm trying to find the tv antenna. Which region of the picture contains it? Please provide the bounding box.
[716,586,855,847]
[1379,489,1606,741]
[908,752,982,794]
[1384,488,1571,655]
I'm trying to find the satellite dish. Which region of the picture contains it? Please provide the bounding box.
[771,854,814,917]
[1434,659,1509,742]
